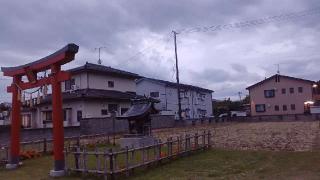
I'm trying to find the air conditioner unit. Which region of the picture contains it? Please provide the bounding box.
[3,111,9,116]
[71,85,78,91]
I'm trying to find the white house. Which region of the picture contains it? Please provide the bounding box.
[136,78,213,119]
[20,62,141,129]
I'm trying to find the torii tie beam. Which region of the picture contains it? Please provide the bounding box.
[1,44,79,177]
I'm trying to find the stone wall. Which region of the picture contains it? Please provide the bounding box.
[80,115,176,135]
[0,126,80,145]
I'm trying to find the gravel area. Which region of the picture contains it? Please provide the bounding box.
[153,121,320,151]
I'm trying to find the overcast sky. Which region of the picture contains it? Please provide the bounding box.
[0,0,320,102]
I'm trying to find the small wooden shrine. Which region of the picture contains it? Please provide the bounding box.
[118,97,159,137]
[117,97,159,148]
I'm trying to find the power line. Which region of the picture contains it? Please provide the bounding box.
[121,32,172,64]
[177,7,320,34]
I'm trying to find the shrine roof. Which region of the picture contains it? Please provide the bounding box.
[118,98,159,119]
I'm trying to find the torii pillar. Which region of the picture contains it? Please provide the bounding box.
[1,44,79,177]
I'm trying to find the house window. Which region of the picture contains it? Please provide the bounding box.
[290,88,294,94]
[65,79,75,91]
[264,90,275,98]
[108,104,118,113]
[283,105,287,111]
[43,111,52,121]
[108,81,114,88]
[101,109,108,115]
[22,114,32,128]
[291,104,296,110]
[255,104,266,112]
[77,111,82,122]
[274,105,279,111]
[150,92,160,98]
[63,109,67,121]
[281,88,286,94]
[121,108,129,115]
[298,87,303,93]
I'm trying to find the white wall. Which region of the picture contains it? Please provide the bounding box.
[87,73,136,92]
[62,72,137,93]
[137,79,213,119]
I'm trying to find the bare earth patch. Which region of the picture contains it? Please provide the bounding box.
[153,121,320,151]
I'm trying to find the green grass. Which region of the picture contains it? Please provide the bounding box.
[2,149,320,180]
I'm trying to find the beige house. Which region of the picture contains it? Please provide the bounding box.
[21,62,141,129]
[247,74,317,116]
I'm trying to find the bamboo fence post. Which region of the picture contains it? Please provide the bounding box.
[95,147,100,172]
[130,145,135,166]
[208,130,212,148]
[202,130,206,150]
[103,148,108,177]
[153,140,157,161]
[142,143,145,164]
[109,149,114,180]
[125,146,129,177]
[166,138,170,158]
[75,147,80,169]
[195,133,198,150]
[170,137,173,156]
[185,134,188,152]
[146,146,150,163]
[158,140,162,161]
[177,136,180,155]
[5,146,9,162]
[64,148,68,172]
[82,147,88,175]
[114,153,118,172]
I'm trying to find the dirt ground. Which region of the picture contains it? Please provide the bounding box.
[153,121,320,151]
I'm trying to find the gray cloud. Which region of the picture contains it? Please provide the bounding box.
[0,0,320,101]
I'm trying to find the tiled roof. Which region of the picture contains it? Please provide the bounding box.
[137,77,214,93]
[40,88,140,104]
[68,62,141,79]
[246,74,315,90]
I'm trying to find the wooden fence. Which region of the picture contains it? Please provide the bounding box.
[0,133,121,166]
[65,131,212,179]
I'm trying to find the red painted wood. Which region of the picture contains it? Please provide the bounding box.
[6,71,71,92]
[2,44,78,77]
[51,65,65,169]
[1,44,78,170]
[10,76,22,164]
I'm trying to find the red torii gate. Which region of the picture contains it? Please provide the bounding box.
[1,44,79,176]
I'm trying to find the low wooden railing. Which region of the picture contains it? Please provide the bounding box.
[0,133,121,166]
[65,131,212,179]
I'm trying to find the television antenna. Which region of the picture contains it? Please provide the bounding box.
[94,46,107,65]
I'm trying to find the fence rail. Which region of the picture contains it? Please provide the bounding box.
[0,133,121,166]
[65,131,212,179]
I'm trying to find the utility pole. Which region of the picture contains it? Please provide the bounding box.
[238,92,242,101]
[173,30,182,121]
[94,47,106,65]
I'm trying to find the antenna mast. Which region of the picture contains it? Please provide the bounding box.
[94,47,106,65]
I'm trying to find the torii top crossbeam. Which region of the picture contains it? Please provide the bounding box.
[1,44,79,93]
[2,43,79,77]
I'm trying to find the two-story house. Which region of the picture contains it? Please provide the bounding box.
[136,78,213,119]
[20,62,141,129]
[247,74,317,116]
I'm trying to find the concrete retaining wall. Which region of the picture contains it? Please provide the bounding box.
[80,115,176,135]
[0,126,80,145]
